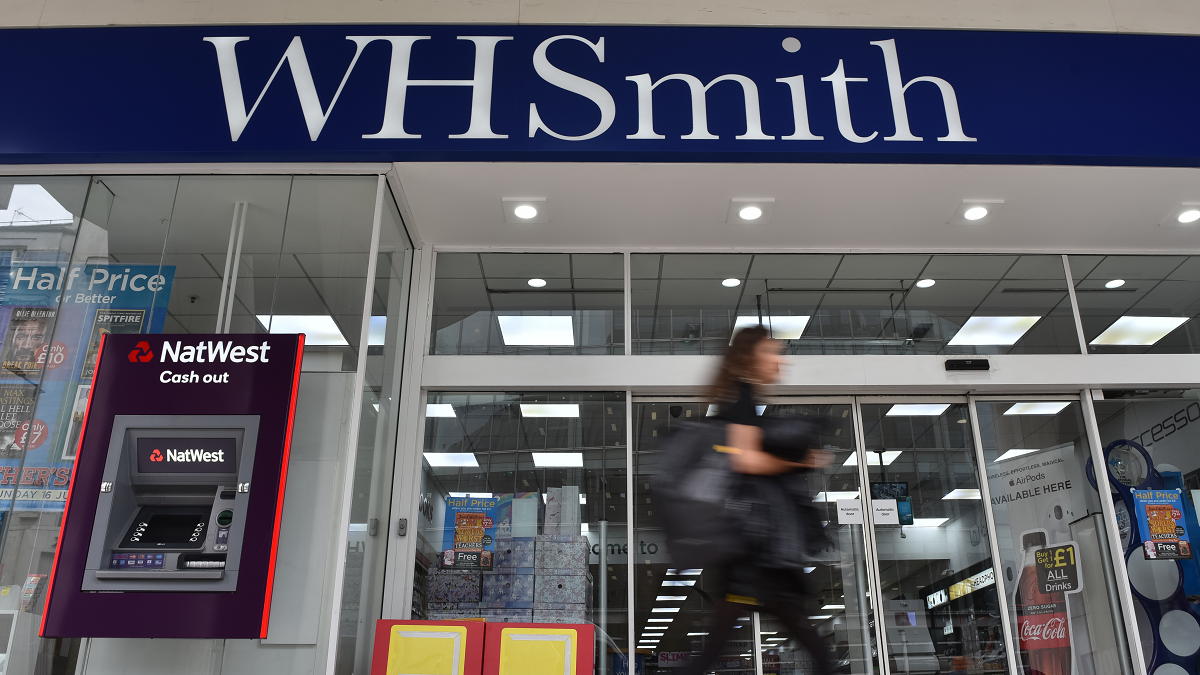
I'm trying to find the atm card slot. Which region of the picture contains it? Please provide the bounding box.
[178,553,226,570]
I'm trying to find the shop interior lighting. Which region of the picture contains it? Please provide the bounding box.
[688,632,710,636]
[911,518,950,527]
[1090,316,1190,346]
[964,206,988,220]
[1004,402,1070,415]
[733,315,810,340]
[579,494,586,504]
[954,199,1003,225]
[372,404,380,412]
[995,448,1039,463]
[1180,210,1200,224]
[258,314,348,345]
[760,631,777,635]
[943,488,982,500]
[448,492,492,498]
[426,404,456,418]
[666,569,703,575]
[822,604,846,610]
[580,523,588,533]
[520,403,580,417]
[368,316,386,345]
[728,198,775,225]
[657,596,687,601]
[722,278,741,287]
[814,491,860,502]
[808,615,833,620]
[803,566,816,573]
[423,453,479,467]
[648,618,674,623]
[843,451,903,466]
[1106,279,1126,289]
[947,316,1040,345]
[0,184,74,226]
[767,637,788,641]
[527,278,547,287]
[916,278,936,288]
[886,404,950,417]
[531,452,583,468]
[502,197,548,223]
[662,580,696,586]
[497,316,574,346]
[652,607,681,613]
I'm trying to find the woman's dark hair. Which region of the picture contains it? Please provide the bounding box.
[708,325,772,404]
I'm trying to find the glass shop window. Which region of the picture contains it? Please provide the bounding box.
[1070,256,1200,354]
[430,253,624,355]
[975,399,1134,675]
[415,392,628,666]
[631,253,1079,355]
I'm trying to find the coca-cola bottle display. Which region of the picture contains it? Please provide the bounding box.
[1015,531,1072,675]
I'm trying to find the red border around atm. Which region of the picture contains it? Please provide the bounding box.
[260,333,305,638]
[40,334,107,636]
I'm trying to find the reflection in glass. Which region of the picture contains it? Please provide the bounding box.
[859,402,1006,675]
[416,392,627,670]
[632,254,1079,356]
[976,399,1132,675]
[431,253,624,355]
[1071,256,1200,354]
[633,400,876,675]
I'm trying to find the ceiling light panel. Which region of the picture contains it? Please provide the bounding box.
[258,314,348,346]
[886,404,951,417]
[1090,316,1189,346]
[424,453,479,468]
[947,316,1041,346]
[531,452,583,468]
[911,518,949,527]
[1004,402,1070,415]
[727,198,775,225]
[497,316,574,346]
[1161,202,1200,227]
[501,197,548,223]
[814,491,860,502]
[732,315,811,340]
[520,404,580,417]
[426,404,456,418]
[995,448,1039,463]
[943,488,981,500]
[843,451,903,466]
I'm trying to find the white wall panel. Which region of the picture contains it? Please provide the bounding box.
[421,353,1200,394]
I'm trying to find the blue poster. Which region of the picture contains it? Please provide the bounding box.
[1132,488,1193,560]
[0,262,174,511]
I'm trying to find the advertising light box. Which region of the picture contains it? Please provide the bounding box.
[40,333,304,639]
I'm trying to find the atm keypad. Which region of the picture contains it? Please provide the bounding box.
[111,553,164,569]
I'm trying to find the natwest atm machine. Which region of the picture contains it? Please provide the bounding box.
[41,334,303,639]
[82,415,259,591]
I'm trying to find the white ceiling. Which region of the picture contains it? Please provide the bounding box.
[392,162,1200,253]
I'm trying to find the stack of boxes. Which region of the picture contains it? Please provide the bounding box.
[426,486,592,623]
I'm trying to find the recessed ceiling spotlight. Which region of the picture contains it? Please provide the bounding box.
[916,279,936,288]
[953,199,1003,225]
[1180,210,1200,224]
[501,197,548,224]
[1161,203,1200,227]
[722,278,741,287]
[1105,279,1125,289]
[528,278,547,288]
[728,198,775,225]
[963,206,988,221]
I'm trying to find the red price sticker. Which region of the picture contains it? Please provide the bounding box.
[33,342,67,370]
[16,419,48,450]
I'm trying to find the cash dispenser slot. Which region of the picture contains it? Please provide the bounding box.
[83,415,259,592]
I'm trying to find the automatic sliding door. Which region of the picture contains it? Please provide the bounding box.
[858,401,1007,675]
[632,399,877,675]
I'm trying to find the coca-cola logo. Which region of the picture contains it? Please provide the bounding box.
[1020,616,1068,641]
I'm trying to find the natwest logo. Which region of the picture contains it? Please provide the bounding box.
[149,448,164,462]
[166,448,227,463]
[160,340,271,364]
[128,341,154,362]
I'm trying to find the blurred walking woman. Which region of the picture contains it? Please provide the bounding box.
[678,325,832,675]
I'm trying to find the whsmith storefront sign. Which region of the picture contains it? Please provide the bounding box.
[3,26,1200,165]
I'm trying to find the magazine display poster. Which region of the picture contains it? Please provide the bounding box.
[442,494,503,570]
[0,263,173,511]
[1133,489,1193,559]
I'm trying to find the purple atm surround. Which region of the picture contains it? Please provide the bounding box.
[40,333,304,639]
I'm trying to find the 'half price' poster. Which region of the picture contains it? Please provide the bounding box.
[1133,488,1193,559]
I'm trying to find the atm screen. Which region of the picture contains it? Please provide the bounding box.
[123,508,210,548]
[136,437,236,474]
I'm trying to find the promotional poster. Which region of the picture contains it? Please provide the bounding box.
[0,263,174,511]
[442,495,504,570]
[1132,489,1193,559]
